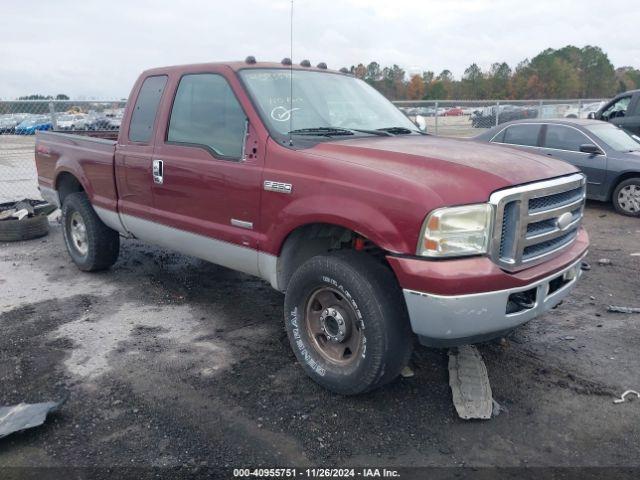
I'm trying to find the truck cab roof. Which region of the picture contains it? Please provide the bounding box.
[142,60,346,77]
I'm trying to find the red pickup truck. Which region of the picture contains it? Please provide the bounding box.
[35,59,589,394]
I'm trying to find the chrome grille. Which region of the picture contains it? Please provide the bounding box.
[490,173,586,271]
[528,186,584,212]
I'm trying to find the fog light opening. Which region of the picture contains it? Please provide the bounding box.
[506,288,537,314]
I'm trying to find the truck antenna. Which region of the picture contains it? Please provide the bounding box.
[288,0,294,146]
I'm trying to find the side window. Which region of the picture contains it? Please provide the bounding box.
[129,75,167,143]
[602,96,631,119]
[490,129,506,143]
[502,124,541,147]
[544,125,590,152]
[167,74,246,159]
[633,96,640,116]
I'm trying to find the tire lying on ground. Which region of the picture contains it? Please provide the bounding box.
[0,214,49,242]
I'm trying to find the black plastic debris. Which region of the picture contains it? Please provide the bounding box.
[0,398,66,439]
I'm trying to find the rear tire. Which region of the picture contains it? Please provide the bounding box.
[612,177,640,217]
[284,251,413,395]
[61,192,120,271]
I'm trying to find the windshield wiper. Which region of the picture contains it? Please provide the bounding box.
[377,126,424,135]
[288,127,391,137]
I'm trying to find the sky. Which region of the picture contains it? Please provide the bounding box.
[1,0,639,99]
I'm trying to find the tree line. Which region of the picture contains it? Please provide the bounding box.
[346,45,640,100]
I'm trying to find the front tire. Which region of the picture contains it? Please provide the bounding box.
[61,192,120,271]
[284,251,413,395]
[612,178,640,217]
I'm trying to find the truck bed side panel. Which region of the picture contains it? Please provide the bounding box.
[35,131,118,212]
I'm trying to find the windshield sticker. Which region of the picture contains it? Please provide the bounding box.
[271,106,299,122]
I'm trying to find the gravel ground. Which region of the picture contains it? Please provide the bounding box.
[0,201,639,476]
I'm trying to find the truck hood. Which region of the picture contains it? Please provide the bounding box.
[308,135,578,204]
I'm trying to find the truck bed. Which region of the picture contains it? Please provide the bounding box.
[35,130,119,212]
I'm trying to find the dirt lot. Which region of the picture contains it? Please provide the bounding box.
[0,202,639,476]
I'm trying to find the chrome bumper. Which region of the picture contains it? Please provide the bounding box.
[403,255,585,346]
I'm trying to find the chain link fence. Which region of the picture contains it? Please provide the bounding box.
[0,100,125,203]
[393,99,606,137]
[0,98,607,203]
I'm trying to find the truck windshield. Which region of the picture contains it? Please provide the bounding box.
[239,69,417,138]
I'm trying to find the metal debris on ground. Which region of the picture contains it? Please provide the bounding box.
[12,209,29,220]
[0,199,52,222]
[0,398,66,439]
[613,390,640,404]
[607,306,640,314]
[631,253,640,257]
[598,258,612,266]
[448,345,493,420]
[13,200,35,216]
[0,209,15,221]
[400,366,415,378]
[492,399,508,417]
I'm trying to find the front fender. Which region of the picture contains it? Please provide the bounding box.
[261,193,415,255]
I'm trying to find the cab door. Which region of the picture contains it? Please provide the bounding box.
[115,75,168,223]
[600,94,637,134]
[539,124,608,198]
[625,93,640,136]
[149,69,265,273]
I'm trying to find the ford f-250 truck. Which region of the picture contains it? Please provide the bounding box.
[35,59,589,394]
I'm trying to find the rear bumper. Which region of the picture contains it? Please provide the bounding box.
[402,254,585,347]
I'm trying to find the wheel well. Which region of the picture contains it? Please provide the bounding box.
[56,172,84,205]
[609,172,640,200]
[276,223,389,292]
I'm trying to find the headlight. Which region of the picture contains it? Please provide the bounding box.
[417,204,493,257]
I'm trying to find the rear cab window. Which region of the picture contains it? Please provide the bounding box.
[500,124,542,147]
[128,75,168,143]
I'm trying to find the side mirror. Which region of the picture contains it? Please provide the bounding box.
[579,143,603,155]
[414,115,427,133]
[587,112,596,119]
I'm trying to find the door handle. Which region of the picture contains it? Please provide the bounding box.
[152,159,163,185]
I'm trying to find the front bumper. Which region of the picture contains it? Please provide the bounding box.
[403,254,585,347]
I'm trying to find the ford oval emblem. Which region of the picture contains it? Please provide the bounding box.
[556,212,573,231]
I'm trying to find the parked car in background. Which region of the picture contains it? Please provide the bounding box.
[56,114,87,131]
[85,115,121,131]
[0,115,21,134]
[15,116,53,135]
[443,107,464,116]
[471,104,538,128]
[590,90,640,136]
[475,119,640,216]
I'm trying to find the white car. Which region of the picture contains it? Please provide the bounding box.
[56,114,86,130]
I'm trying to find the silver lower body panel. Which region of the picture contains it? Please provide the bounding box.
[403,255,585,346]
